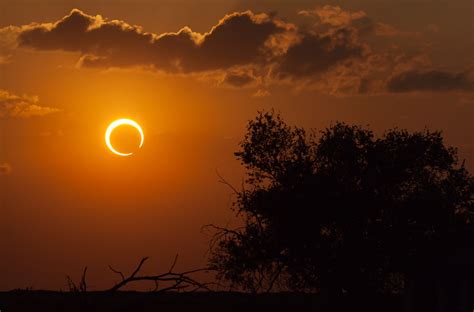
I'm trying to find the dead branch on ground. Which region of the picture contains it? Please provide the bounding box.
[107,255,213,292]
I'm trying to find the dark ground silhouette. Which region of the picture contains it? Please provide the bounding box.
[0,290,405,312]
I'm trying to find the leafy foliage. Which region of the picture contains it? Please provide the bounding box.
[209,111,474,294]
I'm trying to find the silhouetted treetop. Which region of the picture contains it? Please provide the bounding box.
[209,110,473,294]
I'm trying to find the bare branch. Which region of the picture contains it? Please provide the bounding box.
[131,257,149,279]
[168,254,179,273]
[108,265,125,281]
[107,256,213,292]
[216,169,239,195]
[202,224,244,238]
[66,275,77,292]
[152,280,159,292]
[80,267,88,292]
[66,266,88,293]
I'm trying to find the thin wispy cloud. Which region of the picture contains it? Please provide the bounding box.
[0,90,60,118]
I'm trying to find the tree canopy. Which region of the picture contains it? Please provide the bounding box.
[209,111,474,294]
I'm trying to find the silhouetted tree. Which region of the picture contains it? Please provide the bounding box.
[209,111,474,297]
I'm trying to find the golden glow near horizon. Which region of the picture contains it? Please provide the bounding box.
[105,118,144,156]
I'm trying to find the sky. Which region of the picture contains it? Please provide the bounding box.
[0,0,473,290]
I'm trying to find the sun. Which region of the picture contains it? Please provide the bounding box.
[105,118,144,156]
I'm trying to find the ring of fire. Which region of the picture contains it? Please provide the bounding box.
[105,118,144,156]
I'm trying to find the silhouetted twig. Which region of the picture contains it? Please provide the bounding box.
[108,265,125,281]
[66,266,88,293]
[216,169,239,195]
[107,256,213,292]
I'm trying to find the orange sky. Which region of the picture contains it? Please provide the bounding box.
[0,0,473,290]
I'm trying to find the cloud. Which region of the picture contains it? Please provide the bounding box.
[298,5,418,38]
[252,89,271,97]
[0,163,12,175]
[275,6,375,79]
[387,70,474,92]
[5,7,471,95]
[0,26,21,64]
[0,90,60,118]
[223,72,255,87]
[18,9,286,73]
[276,28,365,78]
[299,5,372,32]
[14,8,369,89]
[294,6,473,94]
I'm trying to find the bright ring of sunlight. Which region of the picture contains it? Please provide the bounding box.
[105,118,144,156]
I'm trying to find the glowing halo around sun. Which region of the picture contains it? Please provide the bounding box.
[105,118,144,156]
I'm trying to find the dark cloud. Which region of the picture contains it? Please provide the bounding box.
[277,28,365,78]
[10,7,472,95]
[19,9,285,73]
[387,70,474,92]
[223,72,255,87]
[187,13,281,71]
[13,8,376,93]
[16,9,367,84]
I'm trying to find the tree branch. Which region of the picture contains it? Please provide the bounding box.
[216,169,239,195]
[108,265,125,281]
[107,256,213,292]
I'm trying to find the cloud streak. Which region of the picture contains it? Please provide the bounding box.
[387,70,474,92]
[0,90,59,118]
